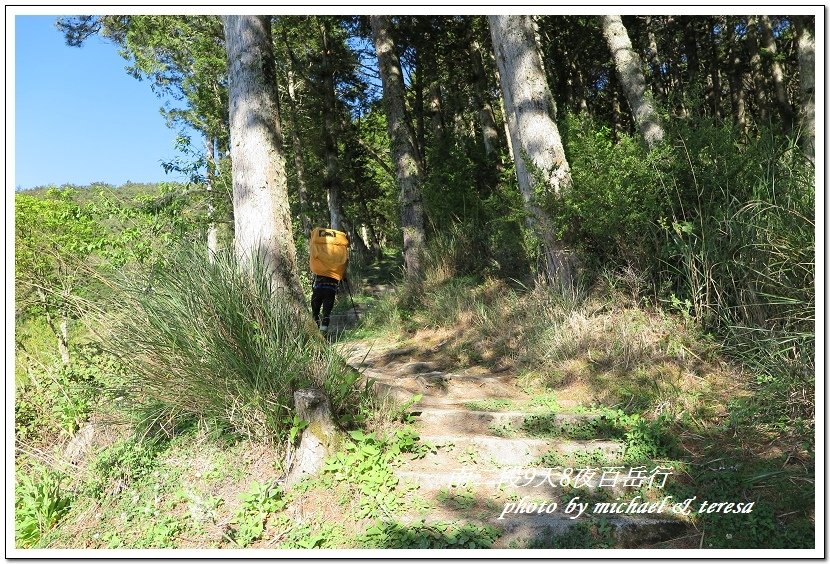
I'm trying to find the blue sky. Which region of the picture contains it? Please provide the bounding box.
[14,15,195,189]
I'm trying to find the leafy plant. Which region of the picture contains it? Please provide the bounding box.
[437,486,476,510]
[15,466,73,547]
[286,415,309,445]
[527,519,615,549]
[135,516,182,548]
[359,519,501,549]
[83,435,169,499]
[465,399,513,412]
[229,480,285,547]
[322,427,433,521]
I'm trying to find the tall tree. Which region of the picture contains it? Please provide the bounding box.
[205,135,220,259]
[222,15,304,304]
[759,15,795,131]
[282,63,312,235]
[470,37,501,156]
[370,15,427,280]
[488,14,576,288]
[601,15,666,149]
[746,16,770,124]
[644,16,666,101]
[794,16,815,163]
[705,17,723,120]
[314,17,370,259]
[726,17,750,134]
[317,17,349,233]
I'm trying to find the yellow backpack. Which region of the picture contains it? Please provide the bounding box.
[309,228,349,281]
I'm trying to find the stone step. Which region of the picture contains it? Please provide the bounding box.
[411,407,602,437]
[363,367,516,387]
[366,378,529,405]
[496,513,687,548]
[414,434,624,467]
[394,464,676,499]
[384,512,688,549]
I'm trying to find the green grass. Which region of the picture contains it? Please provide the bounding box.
[96,244,366,443]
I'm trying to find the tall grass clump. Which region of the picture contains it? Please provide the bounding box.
[661,131,815,429]
[98,245,362,442]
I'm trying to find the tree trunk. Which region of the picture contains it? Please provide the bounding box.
[759,15,795,131]
[706,17,722,121]
[413,51,427,161]
[318,18,348,233]
[205,135,219,260]
[570,58,589,114]
[370,15,427,280]
[222,15,304,306]
[681,17,700,93]
[794,16,815,163]
[645,16,665,101]
[284,388,343,488]
[601,15,666,149]
[470,39,501,155]
[726,18,749,135]
[746,16,769,124]
[611,86,624,141]
[284,68,311,236]
[488,14,576,289]
[428,82,447,148]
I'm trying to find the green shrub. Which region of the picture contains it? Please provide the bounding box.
[15,465,73,547]
[98,245,364,442]
[558,113,670,270]
[15,346,112,445]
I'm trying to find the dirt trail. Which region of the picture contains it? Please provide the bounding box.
[337,336,690,549]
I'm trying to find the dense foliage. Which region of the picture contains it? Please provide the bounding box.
[15,13,815,549]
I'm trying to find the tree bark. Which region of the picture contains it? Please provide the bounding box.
[428,82,447,149]
[488,14,576,289]
[284,388,343,488]
[601,15,666,149]
[284,68,311,236]
[746,16,769,124]
[205,135,219,261]
[645,16,666,101]
[794,16,815,163]
[222,15,304,306]
[611,85,624,141]
[682,17,700,91]
[470,39,501,155]
[318,18,346,232]
[371,15,427,280]
[706,17,722,120]
[569,57,589,114]
[413,51,428,161]
[726,18,749,135]
[759,15,795,131]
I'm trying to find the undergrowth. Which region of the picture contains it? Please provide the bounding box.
[95,245,367,443]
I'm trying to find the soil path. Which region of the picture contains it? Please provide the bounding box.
[337,335,689,549]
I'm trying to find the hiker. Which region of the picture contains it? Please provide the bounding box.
[311,273,340,333]
[309,227,350,333]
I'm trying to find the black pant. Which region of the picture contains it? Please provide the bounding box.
[311,287,336,327]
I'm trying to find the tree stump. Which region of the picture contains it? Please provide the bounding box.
[283,388,343,488]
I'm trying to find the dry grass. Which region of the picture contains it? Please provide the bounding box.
[379,277,746,426]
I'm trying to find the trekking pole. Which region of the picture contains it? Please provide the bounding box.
[344,277,359,321]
